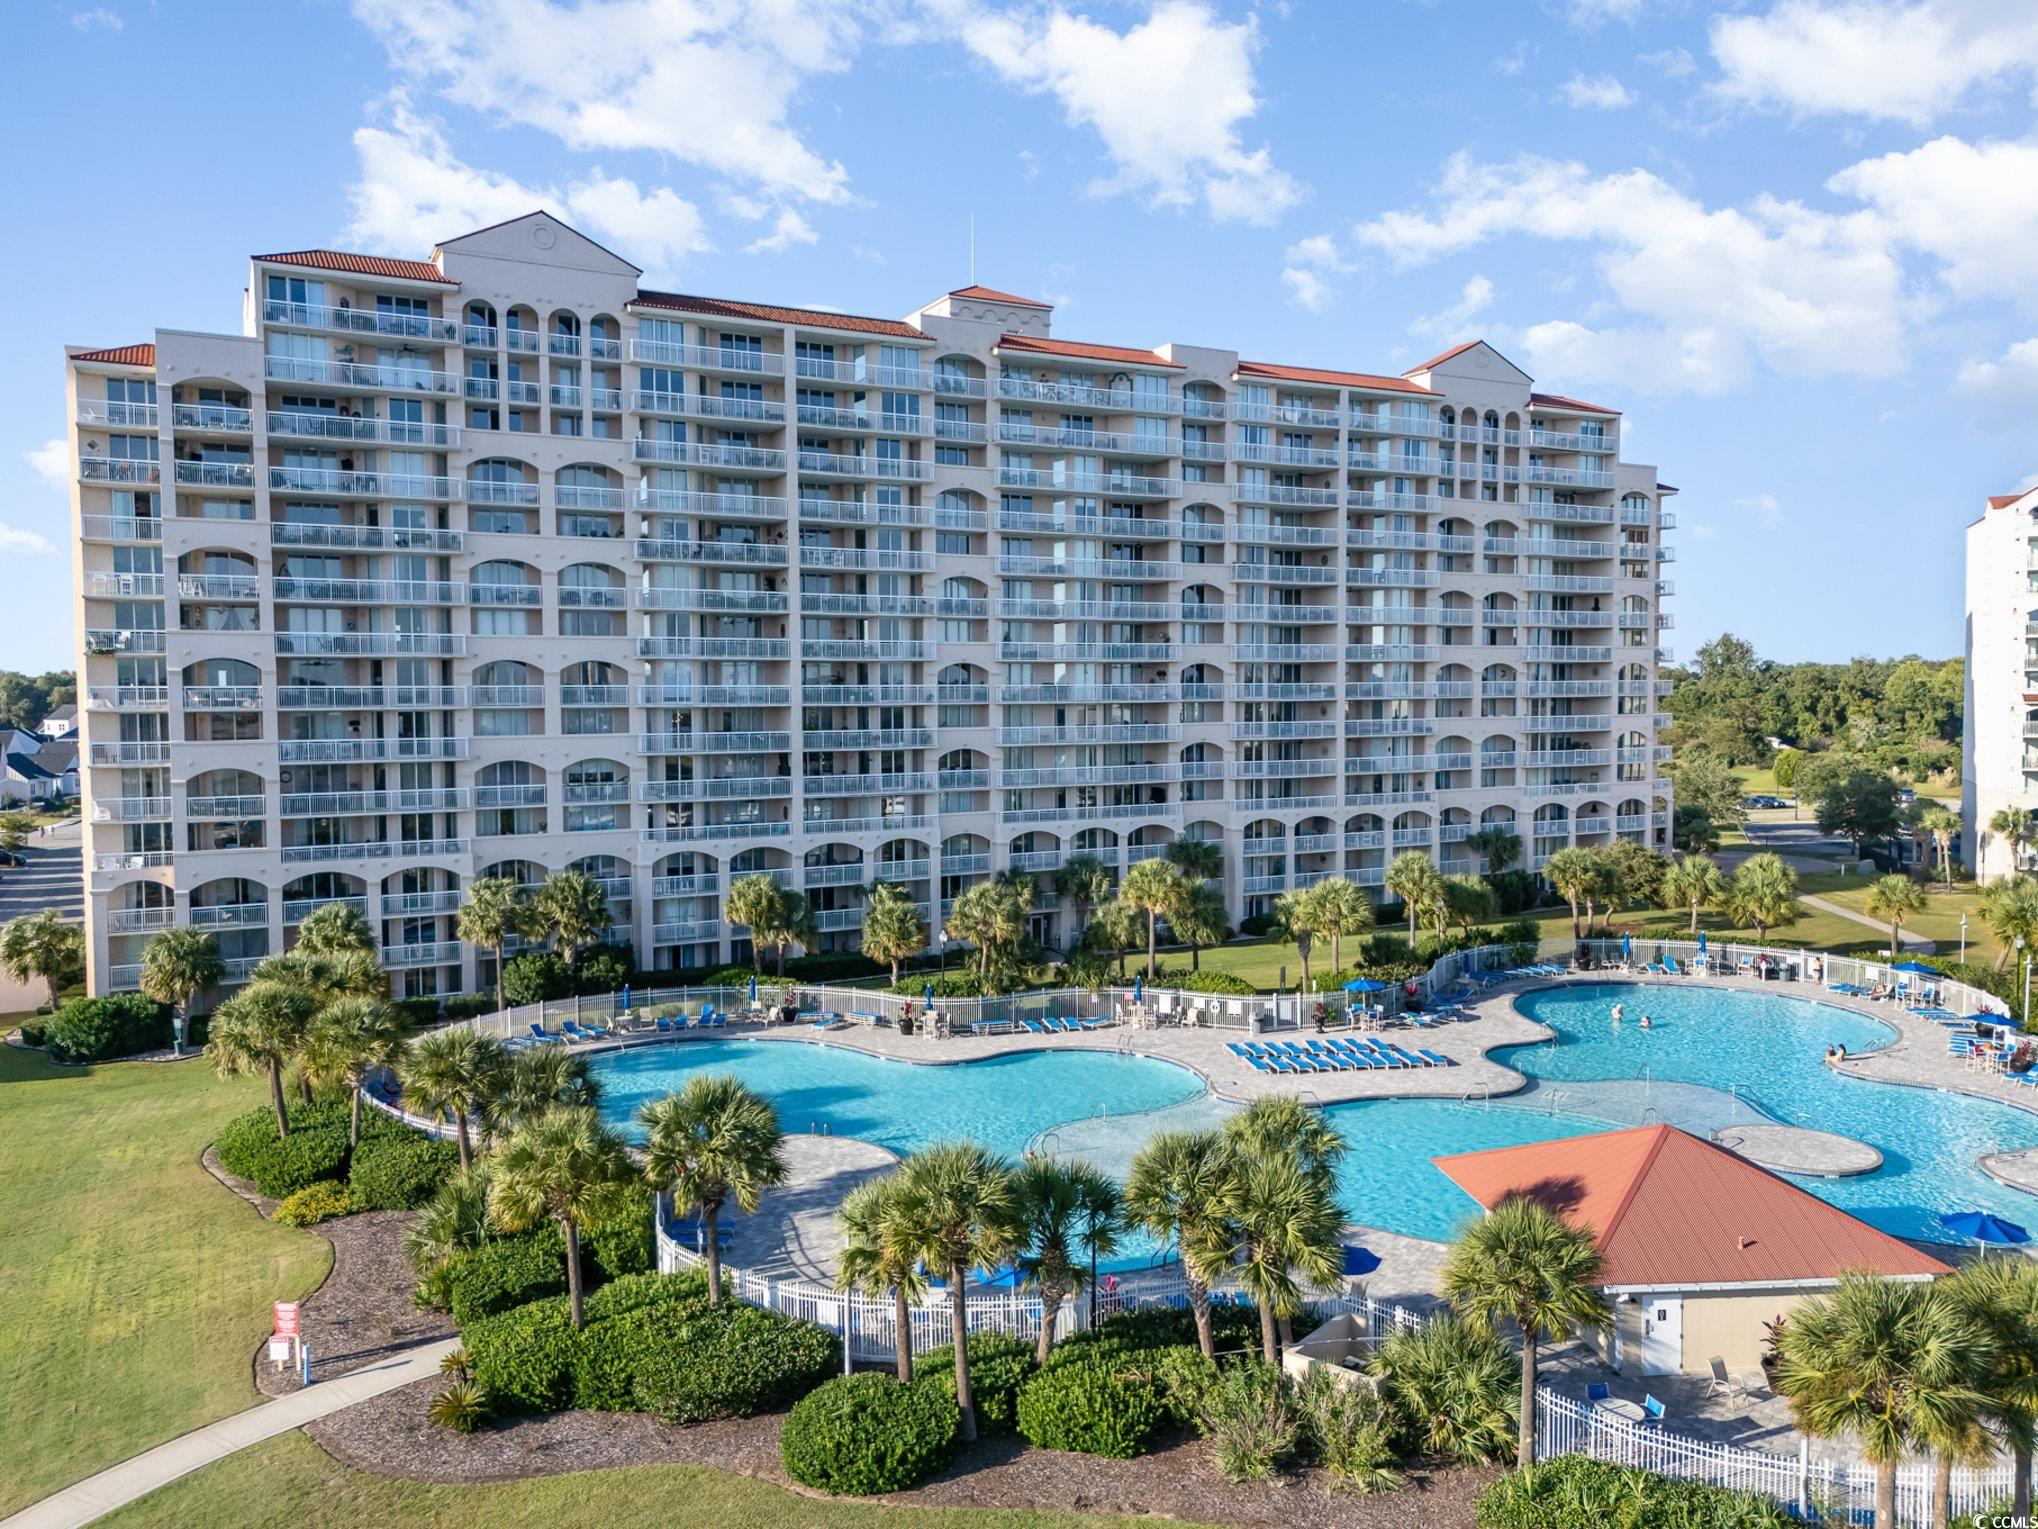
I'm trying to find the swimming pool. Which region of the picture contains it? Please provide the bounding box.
[583,983,2038,1249]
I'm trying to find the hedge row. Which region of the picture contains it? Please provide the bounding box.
[440,1185,655,1327]
[43,992,172,1062]
[462,1269,838,1423]
[1477,1457,1795,1528]
[215,1097,456,1207]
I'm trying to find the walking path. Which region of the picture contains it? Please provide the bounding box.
[1799,893,1936,952]
[0,1338,460,1529]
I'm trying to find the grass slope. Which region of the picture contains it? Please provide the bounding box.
[0,1041,331,1516]
[102,1432,1190,1529]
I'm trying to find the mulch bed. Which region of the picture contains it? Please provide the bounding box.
[201,1147,456,1397]
[306,1373,1500,1527]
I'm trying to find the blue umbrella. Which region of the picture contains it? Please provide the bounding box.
[925,982,934,1007]
[1697,931,1708,957]
[620,984,632,1012]
[1941,1211,2030,1254]
[1622,932,1633,961]
[1343,977,1388,993]
[1340,1242,1380,1277]
[1892,960,1938,975]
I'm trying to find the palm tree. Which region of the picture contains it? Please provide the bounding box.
[1541,847,1600,940]
[836,1173,930,1382]
[1865,873,1927,955]
[860,881,928,984]
[402,1028,509,1170]
[1724,851,1801,940]
[1171,880,1229,972]
[1441,1196,1609,1467]
[1054,855,1116,947]
[488,1105,634,1329]
[889,1142,1021,1441]
[405,1163,493,1282]
[292,901,376,958]
[1943,1255,2038,1518]
[1466,825,1523,876]
[1120,858,1190,980]
[457,876,531,1011]
[1919,806,1961,888]
[138,926,224,1054]
[1271,886,1320,991]
[724,873,786,975]
[1442,873,1498,938]
[0,910,84,1012]
[251,946,388,1102]
[303,996,412,1148]
[1090,896,1143,981]
[639,1074,788,1306]
[1311,876,1374,973]
[1011,1157,1121,1363]
[1223,1096,1348,1357]
[1993,806,2035,877]
[536,869,613,966]
[1983,874,2038,970]
[1219,1150,1344,1362]
[1775,1273,1995,1529]
[1124,1129,1235,1361]
[1226,1094,1346,1190]
[1659,853,1726,934]
[209,980,317,1138]
[1384,851,1445,942]
[946,877,1030,985]
[495,1044,600,1134]
[1165,837,1224,883]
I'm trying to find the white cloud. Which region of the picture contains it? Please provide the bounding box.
[744,208,819,255]
[348,105,708,280]
[1557,73,1637,109]
[1279,232,1354,311]
[1828,136,2038,305]
[1709,0,2038,127]
[26,438,69,493]
[1733,492,1784,525]
[1956,337,2038,420]
[1639,46,1694,77]
[0,525,58,556]
[351,0,861,205]
[1562,0,1646,26]
[69,7,122,30]
[1354,152,1907,392]
[934,0,1302,225]
[1689,523,1717,540]
[1281,267,1335,312]
[1493,40,1535,75]
[1412,274,1495,337]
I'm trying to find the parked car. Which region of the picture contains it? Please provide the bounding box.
[0,850,24,867]
[1897,788,1917,806]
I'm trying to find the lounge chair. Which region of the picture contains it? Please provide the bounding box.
[1642,1394,1666,1426]
[1020,1018,1047,1034]
[1586,1381,1610,1404]
[703,1010,728,1029]
[655,1014,675,1032]
[1417,1048,1453,1068]
[669,1218,734,1252]
[559,1020,594,1043]
[527,1022,561,1045]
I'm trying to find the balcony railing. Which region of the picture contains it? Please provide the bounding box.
[267,410,459,448]
[261,298,457,342]
[79,456,160,485]
[627,340,784,374]
[263,356,461,394]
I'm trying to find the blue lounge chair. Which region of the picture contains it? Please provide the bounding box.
[527,1022,561,1045]
[1248,1056,1278,1074]
[1642,1394,1666,1426]
[669,1218,734,1252]
[655,1015,675,1032]
[1417,1048,1453,1068]
[560,1020,592,1042]
[705,1010,728,1028]
[1021,1018,1047,1034]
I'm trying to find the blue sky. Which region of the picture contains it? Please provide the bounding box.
[9,0,2038,672]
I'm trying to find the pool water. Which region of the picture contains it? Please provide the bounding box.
[584,983,2038,1249]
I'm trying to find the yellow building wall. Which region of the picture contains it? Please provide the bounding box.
[1680,1289,1813,1374]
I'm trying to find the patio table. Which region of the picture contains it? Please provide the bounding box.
[1597,1397,1646,1424]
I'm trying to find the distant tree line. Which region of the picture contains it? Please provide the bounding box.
[0,670,76,732]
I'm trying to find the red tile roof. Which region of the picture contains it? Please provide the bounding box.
[1406,340,1485,372]
[950,284,1051,308]
[70,344,155,367]
[252,249,456,285]
[1989,492,2030,510]
[631,290,925,340]
[1433,1125,1949,1290]
[1237,360,1440,397]
[1531,390,1621,417]
[994,333,1182,369]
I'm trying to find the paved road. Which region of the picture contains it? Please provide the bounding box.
[0,1337,460,1529]
[0,819,82,924]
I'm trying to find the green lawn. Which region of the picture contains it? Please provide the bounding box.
[1797,873,1999,964]
[0,1041,332,1516]
[103,1432,1191,1529]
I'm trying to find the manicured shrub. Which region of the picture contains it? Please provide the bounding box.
[1476,1457,1795,1528]
[44,992,169,1061]
[583,1183,656,1280]
[570,1303,665,1411]
[1199,1361,1300,1483]
[389,996,443,1027]
[782,1374,959,1495]
[15,1020,44,1047]
[1238,913,1275,938]
[583,1268,713,1322]
[442,994,497,1022]
[1015,1357,1167,1458]
[630,1301,840,1424]
[1150,1344,1221,1429]
[347,1133,461,1211]
[1049,1301,1263,1365]
[462,1298,577,1413]
[502,950,573,1006]
[447,1233,567,1327]
[273,1181,353,1227]
[1372,1312,1519,1465]
[916,1332,1035,1436]
[216,1115,350,1199]
[571,942,636,996]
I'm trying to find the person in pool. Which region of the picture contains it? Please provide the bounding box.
[1611,1002,1624,1024]
[1639,1014,1652,1029]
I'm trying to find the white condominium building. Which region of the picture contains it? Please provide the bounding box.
[1963,487,2038,881]
[68,211,1675,999]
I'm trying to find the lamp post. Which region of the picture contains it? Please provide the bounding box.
[1960,914,1968,968]
[2021,936,2031,1030]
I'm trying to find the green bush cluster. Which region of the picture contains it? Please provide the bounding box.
[503,951,574,1006]
[1476,1458,1795,1529]
[781,1374,960,1496]
[1149,968,1259,996]
[439,1187,655,1327]
[442,994,497,1022]
[916,1332,1035,1436]
[1014,1355,1167,1458]
[43,992,170,1062]
[273,1181,354,1226]
[347,1133,461,1211]
[389,996,444,1027]
[215,1106,354,1199]
[462,1270,839,1422]
[571,943,636,996]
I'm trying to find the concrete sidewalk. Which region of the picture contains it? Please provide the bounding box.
[1799,893,1936,952]
[1,1337,459,1529]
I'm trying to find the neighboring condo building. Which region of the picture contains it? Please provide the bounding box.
[68,211,1675,999]
[1963,487,2038,881]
